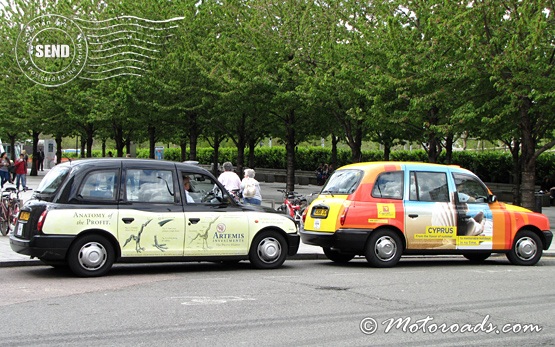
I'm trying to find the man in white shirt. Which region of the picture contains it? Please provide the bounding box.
[217,162,241,192]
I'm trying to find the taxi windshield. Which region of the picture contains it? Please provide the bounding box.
[321,169,362,195]
[36,165,71,194]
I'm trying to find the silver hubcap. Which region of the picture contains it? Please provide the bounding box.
[375,236,397,261]
[515,237,537,261]
[78,242,107,270]
[257,237,282,264]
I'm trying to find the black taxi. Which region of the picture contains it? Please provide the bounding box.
[10,159,299,276]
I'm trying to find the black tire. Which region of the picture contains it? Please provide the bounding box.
[463,252,491,263]
[0,213,9,236]
[323,247,355,263]
[506,230,543,266]
[364,229,403,268]
[249,231,287,269]
[67,234,115,277]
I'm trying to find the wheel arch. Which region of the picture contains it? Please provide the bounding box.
[252,226,291,248]
[67,229,121,261]
[369,225,407,252]
[515,225,547,250]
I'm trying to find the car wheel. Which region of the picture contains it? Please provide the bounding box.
[506,230,542,266]
[323,247,355,263]
[463,252,491,263]
[249,231,287,269]
[67,234,115,277]
[364,229,402,268]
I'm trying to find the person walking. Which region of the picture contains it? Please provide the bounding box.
[241,168,262,205]
[38,149,45,171]
[217,162,241,193]
[14,153,28,191]
[0,152,10,188]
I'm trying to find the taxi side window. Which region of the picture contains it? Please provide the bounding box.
[453,173,489,203]
[181,172,224,204]
[372,171,404,199]
[77,170,118,201]
[409,171,449,202]
[126,169,175,203]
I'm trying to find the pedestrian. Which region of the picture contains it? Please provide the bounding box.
[107,151,113,157]
[217,162,241,193]
[38,148,45,171]
[241,168,262,205]
[0,152,10,187]
[315,163,325,185]
[14,153,28,191]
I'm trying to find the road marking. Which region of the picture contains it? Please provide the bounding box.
[172,296,256,305]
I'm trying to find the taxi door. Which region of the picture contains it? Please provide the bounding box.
[404,170,457,250]
[118,165,185,257]
[180,171,250,256]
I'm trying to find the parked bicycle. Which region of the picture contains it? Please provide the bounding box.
[276,189,308,223]
[0,185,22,236]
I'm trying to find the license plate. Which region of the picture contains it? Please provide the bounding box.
[312,208,328,218]
[16,223,24,237]
[18,211,30,221]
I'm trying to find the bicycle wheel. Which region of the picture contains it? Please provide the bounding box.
[0,210,8,236]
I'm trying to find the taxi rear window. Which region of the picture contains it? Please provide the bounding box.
[35,165,70,194]
[321,169,362,195]
[372,171,404,199]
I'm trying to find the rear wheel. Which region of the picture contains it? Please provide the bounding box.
[67,234,115,277]
[323,247,355,263]
[506,230,542,266]
[364,229,402,268]
[249,231,287,269]
[463,252,491,263]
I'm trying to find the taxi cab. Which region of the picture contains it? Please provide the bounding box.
[300,162,553,267]
[10,159,299,277]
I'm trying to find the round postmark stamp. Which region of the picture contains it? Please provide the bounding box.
[16,14,88,87]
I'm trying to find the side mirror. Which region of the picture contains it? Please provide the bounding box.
[488,194,497,203]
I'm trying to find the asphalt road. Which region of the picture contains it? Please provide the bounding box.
[1,257,554,347]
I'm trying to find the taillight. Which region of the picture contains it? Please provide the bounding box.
[340,207,349,226]
[37,210,48,233]
[302,208,307,223]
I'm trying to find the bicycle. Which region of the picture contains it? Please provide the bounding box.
[276,189,308,223]
[0,185,22,236]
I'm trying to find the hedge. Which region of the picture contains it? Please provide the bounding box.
[68,147,555,184]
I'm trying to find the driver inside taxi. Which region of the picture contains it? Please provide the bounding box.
[183,175,195,203]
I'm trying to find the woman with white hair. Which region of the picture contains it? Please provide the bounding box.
[241,168,262,205]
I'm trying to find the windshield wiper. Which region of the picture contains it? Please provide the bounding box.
[322,190,335,197]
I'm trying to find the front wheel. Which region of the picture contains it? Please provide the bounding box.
[67,234,115,277]
[249,231,287,269]
[506,230,543,266]
[323,247,355,263]
[364,229,403,268]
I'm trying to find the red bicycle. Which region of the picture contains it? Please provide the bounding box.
[0,185,21,236]
[276,190,308,223]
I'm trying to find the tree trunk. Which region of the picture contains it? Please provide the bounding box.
[444,134,454,164]
[148,125,156,159]
[518,97,536,210]
[180,138,187,162]
[55,136,62,164]
[331,134,339,167]
[113,124,124,157]
[383,142,391,161]
[285,110,296,192]
[248,138,256,169]
[86,127,94,158]
[102,139,106,158]
[30,130,39,176]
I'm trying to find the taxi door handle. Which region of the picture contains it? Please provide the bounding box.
[189,218,200,224]
[408,214,418,219]
[122,218,134,224]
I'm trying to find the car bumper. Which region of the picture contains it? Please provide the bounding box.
[300,228,371,253]
[543,230,553,250]
[286,233,301,256]
[10,234,74,260]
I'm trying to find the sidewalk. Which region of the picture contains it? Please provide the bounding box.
[1,169,553,267]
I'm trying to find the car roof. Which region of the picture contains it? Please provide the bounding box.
[59,158,212,175]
